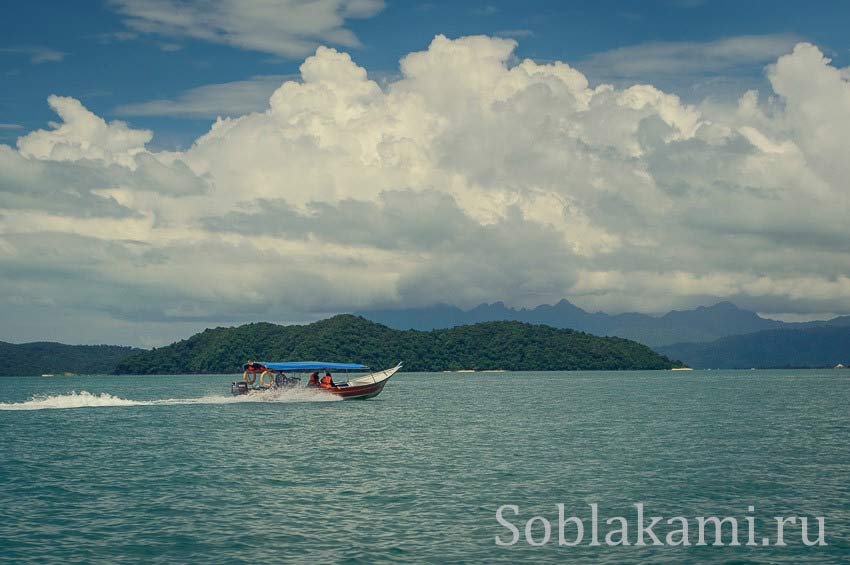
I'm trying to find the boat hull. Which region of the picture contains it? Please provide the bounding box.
[231,363,401,400]
[324,379,389,400]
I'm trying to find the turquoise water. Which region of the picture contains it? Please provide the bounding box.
[1,370,848,563]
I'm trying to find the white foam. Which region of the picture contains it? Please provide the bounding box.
[0,388,342,411]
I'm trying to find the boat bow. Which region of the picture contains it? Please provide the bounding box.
[331,363,402,399]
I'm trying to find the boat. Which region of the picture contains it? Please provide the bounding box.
[231,361,402,400]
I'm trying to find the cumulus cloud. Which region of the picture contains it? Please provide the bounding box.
[2,35,850,344]
[107,0,385,57]
[18,95,152,167]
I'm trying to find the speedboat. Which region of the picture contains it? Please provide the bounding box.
[232,361,401,400]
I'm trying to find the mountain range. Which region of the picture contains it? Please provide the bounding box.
[4,301,850,375]
[657,326,850,369]
[357,300,850,347]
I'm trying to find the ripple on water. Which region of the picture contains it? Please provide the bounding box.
[0,370,848,562]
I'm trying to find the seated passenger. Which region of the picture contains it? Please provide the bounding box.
[319,372,335,388]
[308,372,320,387]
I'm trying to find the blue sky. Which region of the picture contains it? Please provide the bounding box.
[3,1,848,149]
[3,1,850,345]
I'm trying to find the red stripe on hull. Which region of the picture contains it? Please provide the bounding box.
[324,379,389,399]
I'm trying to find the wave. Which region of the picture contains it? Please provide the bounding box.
[0,388,342,411]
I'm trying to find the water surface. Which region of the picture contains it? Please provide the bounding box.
[1,370,848,563]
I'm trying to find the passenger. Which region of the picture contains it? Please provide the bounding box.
[308,372,320,387]
[319,371,335,388]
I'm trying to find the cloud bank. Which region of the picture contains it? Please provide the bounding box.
[2,36,850,344]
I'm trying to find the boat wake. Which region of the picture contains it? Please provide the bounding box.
[0,388,342,411]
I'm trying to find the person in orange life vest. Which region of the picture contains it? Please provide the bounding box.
[307,372,320,387]
[319,371,335,388]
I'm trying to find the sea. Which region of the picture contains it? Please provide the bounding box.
[1,370,848,563]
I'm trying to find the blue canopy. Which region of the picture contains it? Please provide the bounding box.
[247,361,369,372]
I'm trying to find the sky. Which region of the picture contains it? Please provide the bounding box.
[2,0,850,346]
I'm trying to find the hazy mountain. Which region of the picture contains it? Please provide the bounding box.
[656,326,850,369]
[114,314,681,374]
[0,341,142,376]
[791,315,850,330]
[358,300,790,346]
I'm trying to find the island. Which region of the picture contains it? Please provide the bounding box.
[0,342,141,377]
[114,315,682,374]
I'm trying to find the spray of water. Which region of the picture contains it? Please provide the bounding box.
[0,388,342,411]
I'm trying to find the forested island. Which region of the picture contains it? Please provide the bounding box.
[0,342,142,377]
[114,315,682,374]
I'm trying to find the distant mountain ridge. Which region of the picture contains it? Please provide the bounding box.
[0,341,142,376]
[114,315,681,374]
[656,326,850,369]
[357,300,850,347]
[6,303,850,375]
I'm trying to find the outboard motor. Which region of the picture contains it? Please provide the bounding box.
[231,381,249,395]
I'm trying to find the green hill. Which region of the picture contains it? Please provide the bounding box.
[114,314,681,374]
[656,326,850,369]
[0,341,142,376]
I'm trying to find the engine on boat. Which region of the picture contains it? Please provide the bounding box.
[231,374,301,395]
[276,375,301,387]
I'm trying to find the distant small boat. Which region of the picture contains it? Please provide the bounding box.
[671,367,694,371]
[232,361,401,400]
[41,374,55,377]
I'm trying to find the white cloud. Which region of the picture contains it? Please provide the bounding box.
[107,0,385,57]
[18,95,152,167]
[472,5,499,16]
[93,30,139,44]
[3,35,850,344]
[495,30,534,39]
[0,45,65,64]
[579,34,801,80]
[115,75,294,119]
[766,44,850,190]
